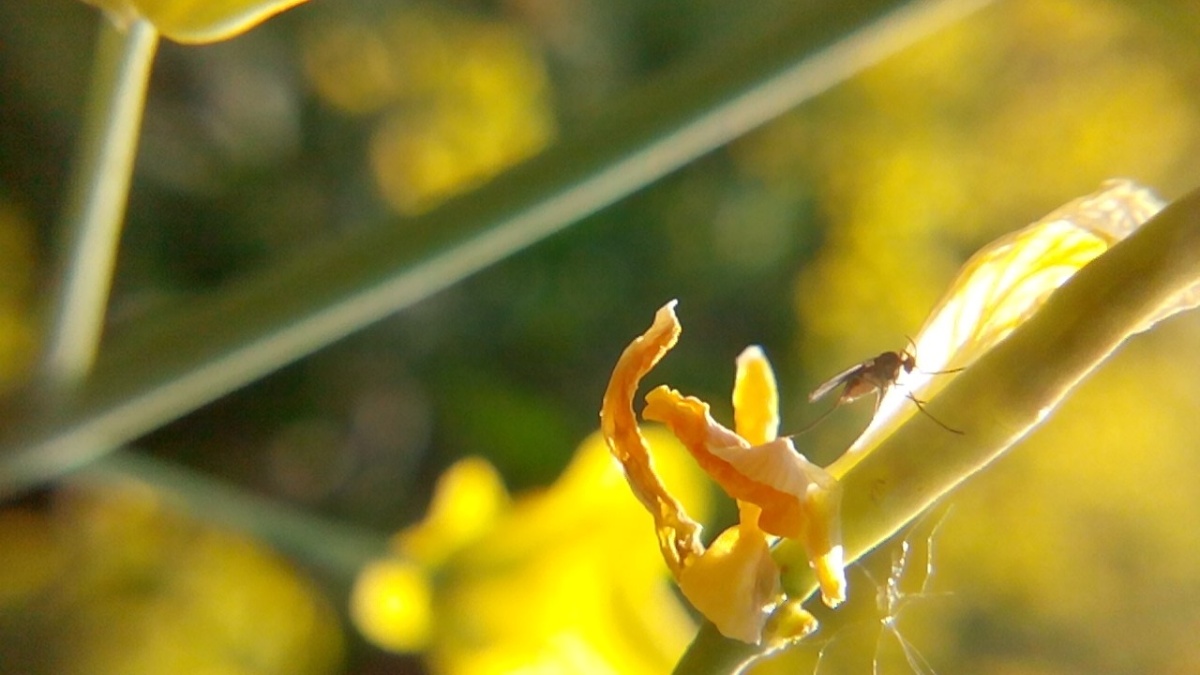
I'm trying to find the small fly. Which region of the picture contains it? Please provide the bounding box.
[801,345,963,434]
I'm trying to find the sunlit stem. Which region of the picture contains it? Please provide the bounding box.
[40,17,159,396]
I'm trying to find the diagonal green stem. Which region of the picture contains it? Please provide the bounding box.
[40,18,158,395]
[0,0,995,496]
[676,185,1200,672]
[78,450,389,579]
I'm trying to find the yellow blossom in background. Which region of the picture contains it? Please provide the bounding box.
[303,7,557,215]
[0,481,343,675]
[351,428,712,675]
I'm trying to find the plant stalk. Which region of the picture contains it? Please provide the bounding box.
[40,17,159,396]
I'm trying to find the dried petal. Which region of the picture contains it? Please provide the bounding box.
[761,598,819,652]
[643,386,846,606]
[599,301,703,575]
[677,524,780,644]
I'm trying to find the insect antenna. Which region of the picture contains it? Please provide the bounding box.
[917,365,965,376]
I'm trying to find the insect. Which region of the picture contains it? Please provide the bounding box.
[801,344,963,434]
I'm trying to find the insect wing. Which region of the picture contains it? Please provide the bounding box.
[808,362,867,403]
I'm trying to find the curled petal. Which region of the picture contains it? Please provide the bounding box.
[599,301,703,576]
[677,524,781,644]
[643,386,846,606]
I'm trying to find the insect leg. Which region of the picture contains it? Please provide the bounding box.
[793,400,843,435]
[903,392,964,435]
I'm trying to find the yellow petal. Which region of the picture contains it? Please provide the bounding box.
[83,0,312,43]
[761,598,819,652]
[350,559,433,653]
[677,524,780,644]
[643,386,846,606]
[733,346,779,446]
[599,301,704,576]
[395,457,509,568]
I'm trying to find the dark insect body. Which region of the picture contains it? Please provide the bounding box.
[800,348,963,435]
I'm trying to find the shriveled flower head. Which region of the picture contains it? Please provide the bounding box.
[600,302,843,644]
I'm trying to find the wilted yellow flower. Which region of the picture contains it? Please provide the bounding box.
[600,301,842,645]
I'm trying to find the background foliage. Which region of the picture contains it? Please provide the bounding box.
[1,0,1199,673]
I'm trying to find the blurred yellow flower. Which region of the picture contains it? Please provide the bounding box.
[303,7,556,215]
[0,481,343,675]
[351,430,711,674]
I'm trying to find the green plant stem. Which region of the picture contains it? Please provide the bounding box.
[672,622,760,675]
[78,450,389,579]
[677,185,1200,672]
[0,0,996,496]
[40,17,158,395]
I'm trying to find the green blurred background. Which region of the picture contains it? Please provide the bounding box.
[2,0,1200,673]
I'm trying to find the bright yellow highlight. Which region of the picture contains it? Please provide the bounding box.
[351,559,433,652]
[352,431,708,674]
[600,302,845,644]
[82,0,310,43]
